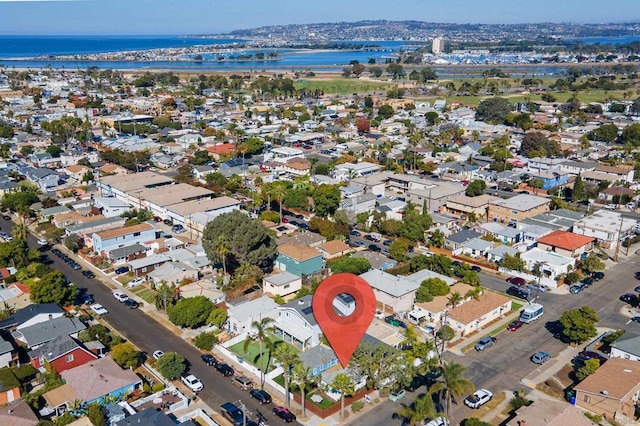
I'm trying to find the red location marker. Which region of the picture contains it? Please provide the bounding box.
[312,273,376,367]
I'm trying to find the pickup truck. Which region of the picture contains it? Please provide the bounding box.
[181,374,203,392]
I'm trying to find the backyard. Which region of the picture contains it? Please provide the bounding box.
[228,334,294,373]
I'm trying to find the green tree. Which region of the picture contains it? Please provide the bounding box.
[433,361,474,418]
[500,253,527,272]
[156,352,186,381]
[475,97,513,123]
[400,212,432,242]
[421,278,450,297]
[521,131,561,157]
[330,257,371,274]
[559,306,599,344]
[0,121,14,138]
[202,210,276,272]
[154,282,178,311]
[244,317,276,389]
[621,122,640,147]
[465,180,486,197]
[168,296,215,328]
[110,342,142,369]
[579,254,605,275]
[86,402,107,426]
[191,150,211,165]
[64,234,83,253]
[378,104,395,119]
[331,373,355,421]
[576,358,600,380]
[572,173,586,201]
[398,389,442,426]
[273,343,299,408]
[349,341,403,390]
[388,239,409,261]
[193,331,219,351]
[313,184,341,217]
[429,230,445,248]
[586,123,619,142]
[214,235,230,277]
[207,307,228,327]
[31,271,78,306]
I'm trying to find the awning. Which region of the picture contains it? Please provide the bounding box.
[275,318,312,343]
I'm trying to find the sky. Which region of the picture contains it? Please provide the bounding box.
[0,0,639,36]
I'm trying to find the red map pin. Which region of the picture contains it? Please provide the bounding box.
[312,273,376,367]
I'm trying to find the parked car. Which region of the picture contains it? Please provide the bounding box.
[507,286,529,299]
[272,405,296,422]
[383,239,393,246]
[201,354,217,366]
[528,283,548,292]
[215,363,234,376]
[249,389,272,404]
[123,299,139,309]
[368,244,381,252]
[127,277,145,288]
[464,389,493,409]
[578,351,608,364]
[507,320,525,331]
[349,230,361,237]
[152,350,164,360]
[592,271,605,281]
[181,374,203,392]
[163,219,173,226]
[2,215,11,220]
[474,336,496,351]
[36,239,48,246]
[389,388,407,402]
[471,265,482,272]
[531,351,551,364]
[232,375,254,390]
[78,293,94,305]
[115,266,129,274]
[506,277,526,286]
[172,224,185,233]
[425,417,449,426]
[112,291,128,302]
[570,283,587,294]
[82,270,95,279]
[90,304,108,316]
[630,317,640,323]
[221,402,245,426]
[622,293,639,303]
[405,375,425,392]
[581,277,595,286]
[424,369,442,385]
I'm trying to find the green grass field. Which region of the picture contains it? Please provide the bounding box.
[229,334,293,372]
[294,78,393,95]
[133,288,156,304]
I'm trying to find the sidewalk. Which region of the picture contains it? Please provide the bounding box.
[448,308,521,356]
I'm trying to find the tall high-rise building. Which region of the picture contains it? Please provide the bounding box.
[432,37,445,54]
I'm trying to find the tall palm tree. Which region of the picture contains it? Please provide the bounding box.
[433,361,474,418]
[447,291,463,309]
[292,363,313,418]
[243,317,276,389]
[398,388,443,426]
[214,235,230,277]
[273,343,299,408]
[270,183,287,220]
[464,286,483,301]
[331,372,354,421]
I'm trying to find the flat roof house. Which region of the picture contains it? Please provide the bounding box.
[488,194,551,226]
[572,210,637,249]
[360,269,419,314]
[263,271,302,298]
[226,296,278,335]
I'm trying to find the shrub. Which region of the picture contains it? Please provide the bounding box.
[168,296,215,328]
[193,331,219,351]
[564,272,581,285]
[13,364,37,382]
[378,388,390,397]
[152,382,165,393]
[351,400,365,412]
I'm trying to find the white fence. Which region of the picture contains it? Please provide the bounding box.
[498,268,557,288]
[176,408,219,426]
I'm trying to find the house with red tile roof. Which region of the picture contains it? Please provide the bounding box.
[536,230,595,258]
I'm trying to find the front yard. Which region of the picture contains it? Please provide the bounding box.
[228,334,293,372]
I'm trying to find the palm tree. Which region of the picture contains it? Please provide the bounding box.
[243,317,276,389]
[398,389,444,426]
[447,291,463,309]
[331,372,354,421]
[214,235,230,277]
[433,361,474,418]
[292,363,313,418]
[154,282,176,311]
[11,223,27,241]
[464,286,483,301]
[270,183,287,220]
[273,343,299,408]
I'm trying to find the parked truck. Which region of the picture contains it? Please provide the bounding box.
[520,303,544,323]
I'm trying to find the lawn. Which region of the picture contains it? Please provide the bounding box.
[133,288,156,305]
[229,334,293,372]
[294,78,393,95]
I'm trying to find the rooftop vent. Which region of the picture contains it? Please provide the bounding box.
[601,390,609,395]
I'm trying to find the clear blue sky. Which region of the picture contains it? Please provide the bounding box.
[1,0,638,35]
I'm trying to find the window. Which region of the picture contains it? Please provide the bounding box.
[583,395,590,403]
[133,232,141,237]
[66,354,74,363]
[39,356,44,366]
[284,284,290,289]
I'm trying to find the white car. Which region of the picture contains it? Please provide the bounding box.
[464,389,493,409]
[152,350,164,360]
[181,374,204,392]
[37,239,48,246]
[127,277,145,288]
[90,304,108,316]
[112,291,128,302]
[425,417,449,426]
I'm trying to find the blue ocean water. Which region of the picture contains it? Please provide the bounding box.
[563,35,640,44]
[0,35,246,58]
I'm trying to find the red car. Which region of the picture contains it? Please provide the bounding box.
[507,320,524,331]
[272,405,296,423]
[506,277,526,286]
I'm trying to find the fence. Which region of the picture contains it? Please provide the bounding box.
[176,408,220,426]
[291,387,370,418]
[130,386,190,412]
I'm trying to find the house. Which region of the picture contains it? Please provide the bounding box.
[0,368,20,406]
[593,164,635,183]
[274,295,321,350]
[445,194,497,218]
[519,209,585,232]
[0,337,16,368]
[298,345,339,376]
[107,243,147,265]
[488,194,551,226]
[598,186,635,204]
[458,237,494,258]
[506,398,597,426]
[536,230,595,258]
[318,240,351,260]
[42,357,142,417]
[178,279,226,305]
[276,231,326,249]
[146,262,198,286]
[91,223,156,256]
[63,164,90,183]
[29,334,98,373]
[574,357,640,423]
[519,248,576,287]
[0,400,39,426]
[24,167,60,191]
[351,251,397,271]
[12,316,86,349]
[0,303,64,331]
[92,197,132,218]
[486,245,519,263]
[98,163,129,176]
[263,271,302,298]
[480,223,522,245]
[127,254,171,277]
[610,332,640,361]
[360,269,419,313]
[445,229,482,252]
[572,210,636,249]
[114,406,197,426]
[226,296,279,335]
[275,244,324,277]
[339,193,378,215]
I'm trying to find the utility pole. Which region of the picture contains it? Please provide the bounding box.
[614,216,625,262]
[237,400,251,426]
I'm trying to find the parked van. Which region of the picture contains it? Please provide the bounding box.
[520,303,544,323]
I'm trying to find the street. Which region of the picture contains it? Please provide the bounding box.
[350,255,640,426]
[0,216,297,426]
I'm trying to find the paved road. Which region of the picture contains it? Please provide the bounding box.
[350,255,640,426]
[0,216,295,426]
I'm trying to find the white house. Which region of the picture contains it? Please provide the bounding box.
[263,271,302,298]
[572,210,637,249]
[610,332,640,362]
[519,248,576,287]
[92,197,132,218]
[360,269,419,314]
[274,295,322,351]
[226,296,279,335]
